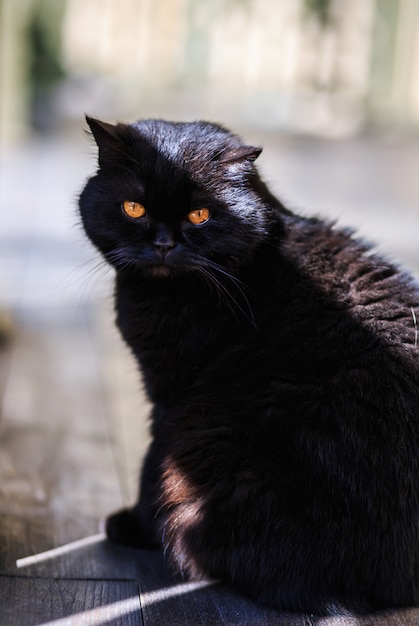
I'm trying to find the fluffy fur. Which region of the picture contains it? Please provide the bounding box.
[79,116,419,614]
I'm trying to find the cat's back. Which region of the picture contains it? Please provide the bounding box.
[279,213,419,353]
[227,212,419,438]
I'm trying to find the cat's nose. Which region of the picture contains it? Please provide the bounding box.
[151,224,177,257]
[152,238,176,257]
[153,241,175,253]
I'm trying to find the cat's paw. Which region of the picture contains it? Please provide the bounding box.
[105,507,160,549]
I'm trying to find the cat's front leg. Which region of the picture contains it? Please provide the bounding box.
[105,440,162,549]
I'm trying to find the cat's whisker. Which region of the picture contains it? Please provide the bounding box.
[47,258,97,302]
[207,264,252,303]
[59,256,105,295]
[203,259,246,287]
[194,258,257,328]
[194,266,230,313]
[106,249,135,273]
[204,269,255,327]
[73,257,114,305]
[194,266,232,310]
[194,263,257,328]
[50,256,114,321]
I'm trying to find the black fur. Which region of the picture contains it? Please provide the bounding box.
[79,116,419,614]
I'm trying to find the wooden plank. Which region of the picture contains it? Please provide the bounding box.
[1,514,141,580]
[0,577,142,626]
[139,579,312,625]
[132,548,308,625]
[309,610,419,625]
[135,548,419,625]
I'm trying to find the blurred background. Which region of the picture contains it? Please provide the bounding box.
[1,0,419,320]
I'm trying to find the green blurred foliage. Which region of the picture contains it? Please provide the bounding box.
[304,0,333,26]
[27,0,66,90]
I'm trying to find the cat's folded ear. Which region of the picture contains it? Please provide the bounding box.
[217,145,262,164]
[85,115,127,167]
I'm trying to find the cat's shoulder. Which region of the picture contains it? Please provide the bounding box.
[279,211,419,311]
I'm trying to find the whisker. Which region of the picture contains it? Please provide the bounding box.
[192,257,257,328]
[195,266,239,319]
[70,256,114,311]
[200,259,257,328]
[106,249,139,276]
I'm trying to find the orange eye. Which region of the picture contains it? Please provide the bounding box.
[187,208,211,225]
[122,201,146,219]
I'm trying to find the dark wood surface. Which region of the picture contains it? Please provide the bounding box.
[1,303,419,625]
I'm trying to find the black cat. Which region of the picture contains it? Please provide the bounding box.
[79,116,419,614]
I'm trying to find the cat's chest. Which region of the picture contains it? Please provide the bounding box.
[115,278,230,402]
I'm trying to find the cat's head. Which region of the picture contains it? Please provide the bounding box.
[79,116,274,279]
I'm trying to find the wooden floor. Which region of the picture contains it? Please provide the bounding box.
[0,302,418,625]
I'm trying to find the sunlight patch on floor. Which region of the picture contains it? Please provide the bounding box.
[141,579,216,607]
[38,596,140,626]
[16,533,106,568]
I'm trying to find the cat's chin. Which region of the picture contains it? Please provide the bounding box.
[147,265,174,278]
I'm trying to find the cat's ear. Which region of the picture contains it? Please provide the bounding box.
[217,145,262,164]
[85,115,127,167]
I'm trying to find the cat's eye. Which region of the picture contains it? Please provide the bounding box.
[188,208,211,225]
[122,201,146,219]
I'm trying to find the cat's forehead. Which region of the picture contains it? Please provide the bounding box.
[131,120,240,163]
[87,116,261,183]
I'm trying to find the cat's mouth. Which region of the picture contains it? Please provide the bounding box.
[148,264,173,278]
